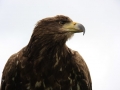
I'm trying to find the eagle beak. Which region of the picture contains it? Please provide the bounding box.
[63,22,85,35]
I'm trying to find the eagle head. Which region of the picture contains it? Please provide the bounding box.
[31,15,85,43]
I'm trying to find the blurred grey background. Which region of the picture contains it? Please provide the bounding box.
[0,0,120,90]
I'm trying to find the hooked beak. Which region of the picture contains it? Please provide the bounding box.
[62,22,85,35]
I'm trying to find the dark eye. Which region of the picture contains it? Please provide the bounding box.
[59,21,66,25]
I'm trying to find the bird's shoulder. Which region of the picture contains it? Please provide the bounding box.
[1,47,28,90]
[2,53,19,76]
[68,49,92,90]
[68,49,86,68]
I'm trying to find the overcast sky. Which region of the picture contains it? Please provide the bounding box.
[0,0,120,90]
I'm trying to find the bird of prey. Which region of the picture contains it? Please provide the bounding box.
[0,15,92,90]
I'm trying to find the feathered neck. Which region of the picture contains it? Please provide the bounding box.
[23,33,69,61]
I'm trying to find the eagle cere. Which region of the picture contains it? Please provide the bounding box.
[0,15,92,90]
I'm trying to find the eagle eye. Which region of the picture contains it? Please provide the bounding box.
[59,21,66,25]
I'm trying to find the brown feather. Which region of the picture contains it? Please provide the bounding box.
[0,15,92,90]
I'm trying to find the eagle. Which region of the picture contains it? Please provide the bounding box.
[0,15,92,90]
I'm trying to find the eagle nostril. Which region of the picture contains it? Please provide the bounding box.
[73,22,76,25]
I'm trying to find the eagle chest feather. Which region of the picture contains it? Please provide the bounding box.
[18,47,84,90]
